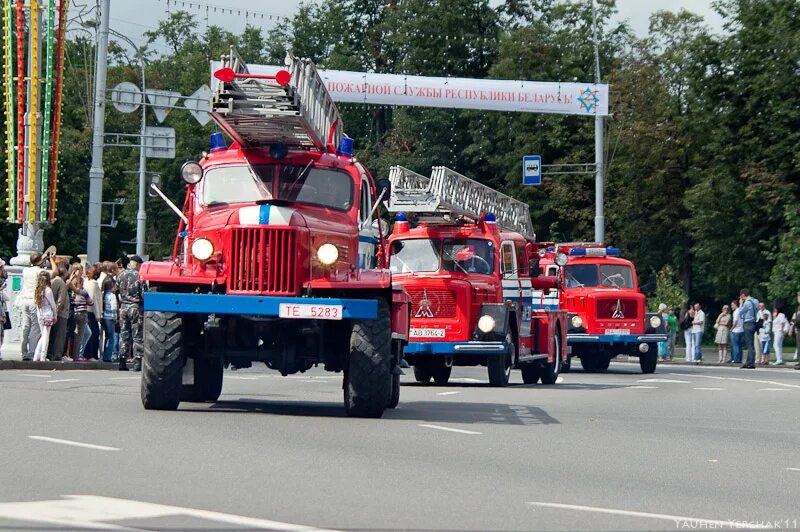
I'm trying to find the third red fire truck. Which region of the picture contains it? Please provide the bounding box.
[385,166,568,386]
[539,243,666,373]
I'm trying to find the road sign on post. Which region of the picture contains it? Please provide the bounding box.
[523,155,542,185]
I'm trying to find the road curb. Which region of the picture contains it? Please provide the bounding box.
[0,360,120,371]
[611,358,800,370]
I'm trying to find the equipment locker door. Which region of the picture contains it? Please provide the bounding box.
[500,241,526,343]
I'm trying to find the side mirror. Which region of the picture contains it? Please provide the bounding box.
[375,178,391,203]
[372,217,391,238]
[529,258,542,277]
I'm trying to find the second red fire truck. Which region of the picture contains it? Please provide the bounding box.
[386,166,568,386]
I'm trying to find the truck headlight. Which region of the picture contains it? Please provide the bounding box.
[649,315,662,328]
[477,315,495,333]
[317,243,339,265]
[571,315,583,328]
[181,161,203,184]
[191,238,214,261]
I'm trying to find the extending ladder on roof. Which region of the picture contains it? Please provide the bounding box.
[387,165,537,240]
[210,46,343,151]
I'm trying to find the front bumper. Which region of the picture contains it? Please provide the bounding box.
[143,292,378,319]
[567,333,668,344]
[403,341,508,356]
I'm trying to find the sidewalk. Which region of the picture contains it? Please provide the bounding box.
[0,339,118,371]
[614,346,800,369]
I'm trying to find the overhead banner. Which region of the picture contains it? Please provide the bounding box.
[211,62,609,117]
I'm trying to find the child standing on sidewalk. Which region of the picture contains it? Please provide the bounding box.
[33,271,57,362]
[101,278,119,362]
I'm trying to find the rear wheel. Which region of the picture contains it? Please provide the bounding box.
[388,372,400,409]
[520,364,540,384]
[539,330,562,385]
[561,355,572,373]
[141,311,184,410]
[580,356,598,373]
[344,299,392,418]
[488,333,515,386]
[182,357,223,402]
[597,357,611,372]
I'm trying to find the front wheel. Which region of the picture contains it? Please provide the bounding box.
[141,311,184,410]
[539,330,562,385]
[182,357,223,402]
[640,350,657,374]
[488,333,515,387]
[413,364,432,383]
[431,362,452,385]
[344,299,392,418]
[520,364,540,384]
[388,372,400,409]
[561,355,572,373]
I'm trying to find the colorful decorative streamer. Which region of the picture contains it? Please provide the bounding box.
[27,0,39,223]
[39,0,55,221]
[14,0,24,223]
[48,0,68,222]
[3,0,16,221]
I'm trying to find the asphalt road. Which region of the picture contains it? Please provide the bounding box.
[1,361,799,531]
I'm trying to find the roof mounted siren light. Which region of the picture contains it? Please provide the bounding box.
[568,246,622,257]
[393,212,410,235]
[337,137,354,157]
[481,212,499,234]
[209,132,227,152]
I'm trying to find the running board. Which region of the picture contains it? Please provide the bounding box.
[517,354,549,363]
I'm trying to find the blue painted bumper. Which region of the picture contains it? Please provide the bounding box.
[567,333,668,344]
[404,341,508,356]
[143,293,378,319]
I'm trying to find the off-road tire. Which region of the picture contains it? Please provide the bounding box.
[141,311,183,410]
[520,364,540,384]
[640,350,657,374]
[413,364,432,383]
[488,333,515,386]
[182,357,224,402]
[344,299,392,418]
[597,357,611,371]
[539,330,562,385]
[431,363,452,385]
[581,356,599,372]
[388,372,400,409]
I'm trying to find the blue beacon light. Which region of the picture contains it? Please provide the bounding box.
[337,137,354,157]
[569,248,587,256]
[209,132,227,152]
[270,143,288,159]
[606,247,622,256]
[484,212,496,223]
[395,212,408,222]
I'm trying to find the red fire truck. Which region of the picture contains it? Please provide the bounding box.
[138,48,409,417]
[539,243,666,373]
[386,166,568,386]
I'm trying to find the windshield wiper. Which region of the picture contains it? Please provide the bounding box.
[206,201,229,207]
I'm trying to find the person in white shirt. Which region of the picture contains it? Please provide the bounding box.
[758,305,772,365]
[14,252,44,361]
[691,302,705,363]
[730,300,744,364]
[772,306,789,365]
[682,308,695,362]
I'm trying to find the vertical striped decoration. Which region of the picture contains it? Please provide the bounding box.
[14,0,24,222]
[38,0,54,221]
[47,0,67,222]
[3,0,16,221]
[27,0,39,223]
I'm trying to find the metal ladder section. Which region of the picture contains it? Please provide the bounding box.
[210,46,343,151]
[388,165,536,240]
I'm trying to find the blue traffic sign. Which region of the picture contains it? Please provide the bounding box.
[523,155,542,185]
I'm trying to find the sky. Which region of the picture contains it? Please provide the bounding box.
[71,0,725,56]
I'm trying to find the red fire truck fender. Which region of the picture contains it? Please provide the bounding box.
[139,260,220,286]
[305,269,393,290]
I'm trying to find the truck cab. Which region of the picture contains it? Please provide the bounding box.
[386,166,567,386]
[540,243,666,373]
[138,49,409,417]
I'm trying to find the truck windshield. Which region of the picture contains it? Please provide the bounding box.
[202,164,353,211]
[389,238,494,274]
[564,264,634,288]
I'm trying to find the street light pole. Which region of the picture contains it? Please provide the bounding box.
[110,29,148,258]
[86,0,110,263]
[592,0,605,244]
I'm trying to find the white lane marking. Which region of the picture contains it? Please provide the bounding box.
[759,388,789,391]
[47,378,79,383]
[694,387,725,391]
[526,501,770,529]
[673,372,800,389]
[727,377,800,389]
[419,424,482,435]
[436,391,461,396]
[0,495,340,531]
[227,376,258,380]
[28,436,120,452]
[786,468,800,472]
[556,376,564,383]
[110,376,139,380]
[449,378,483,383]
[627,385,658,389]
[21,374,51,378]
[637,378,691,383]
